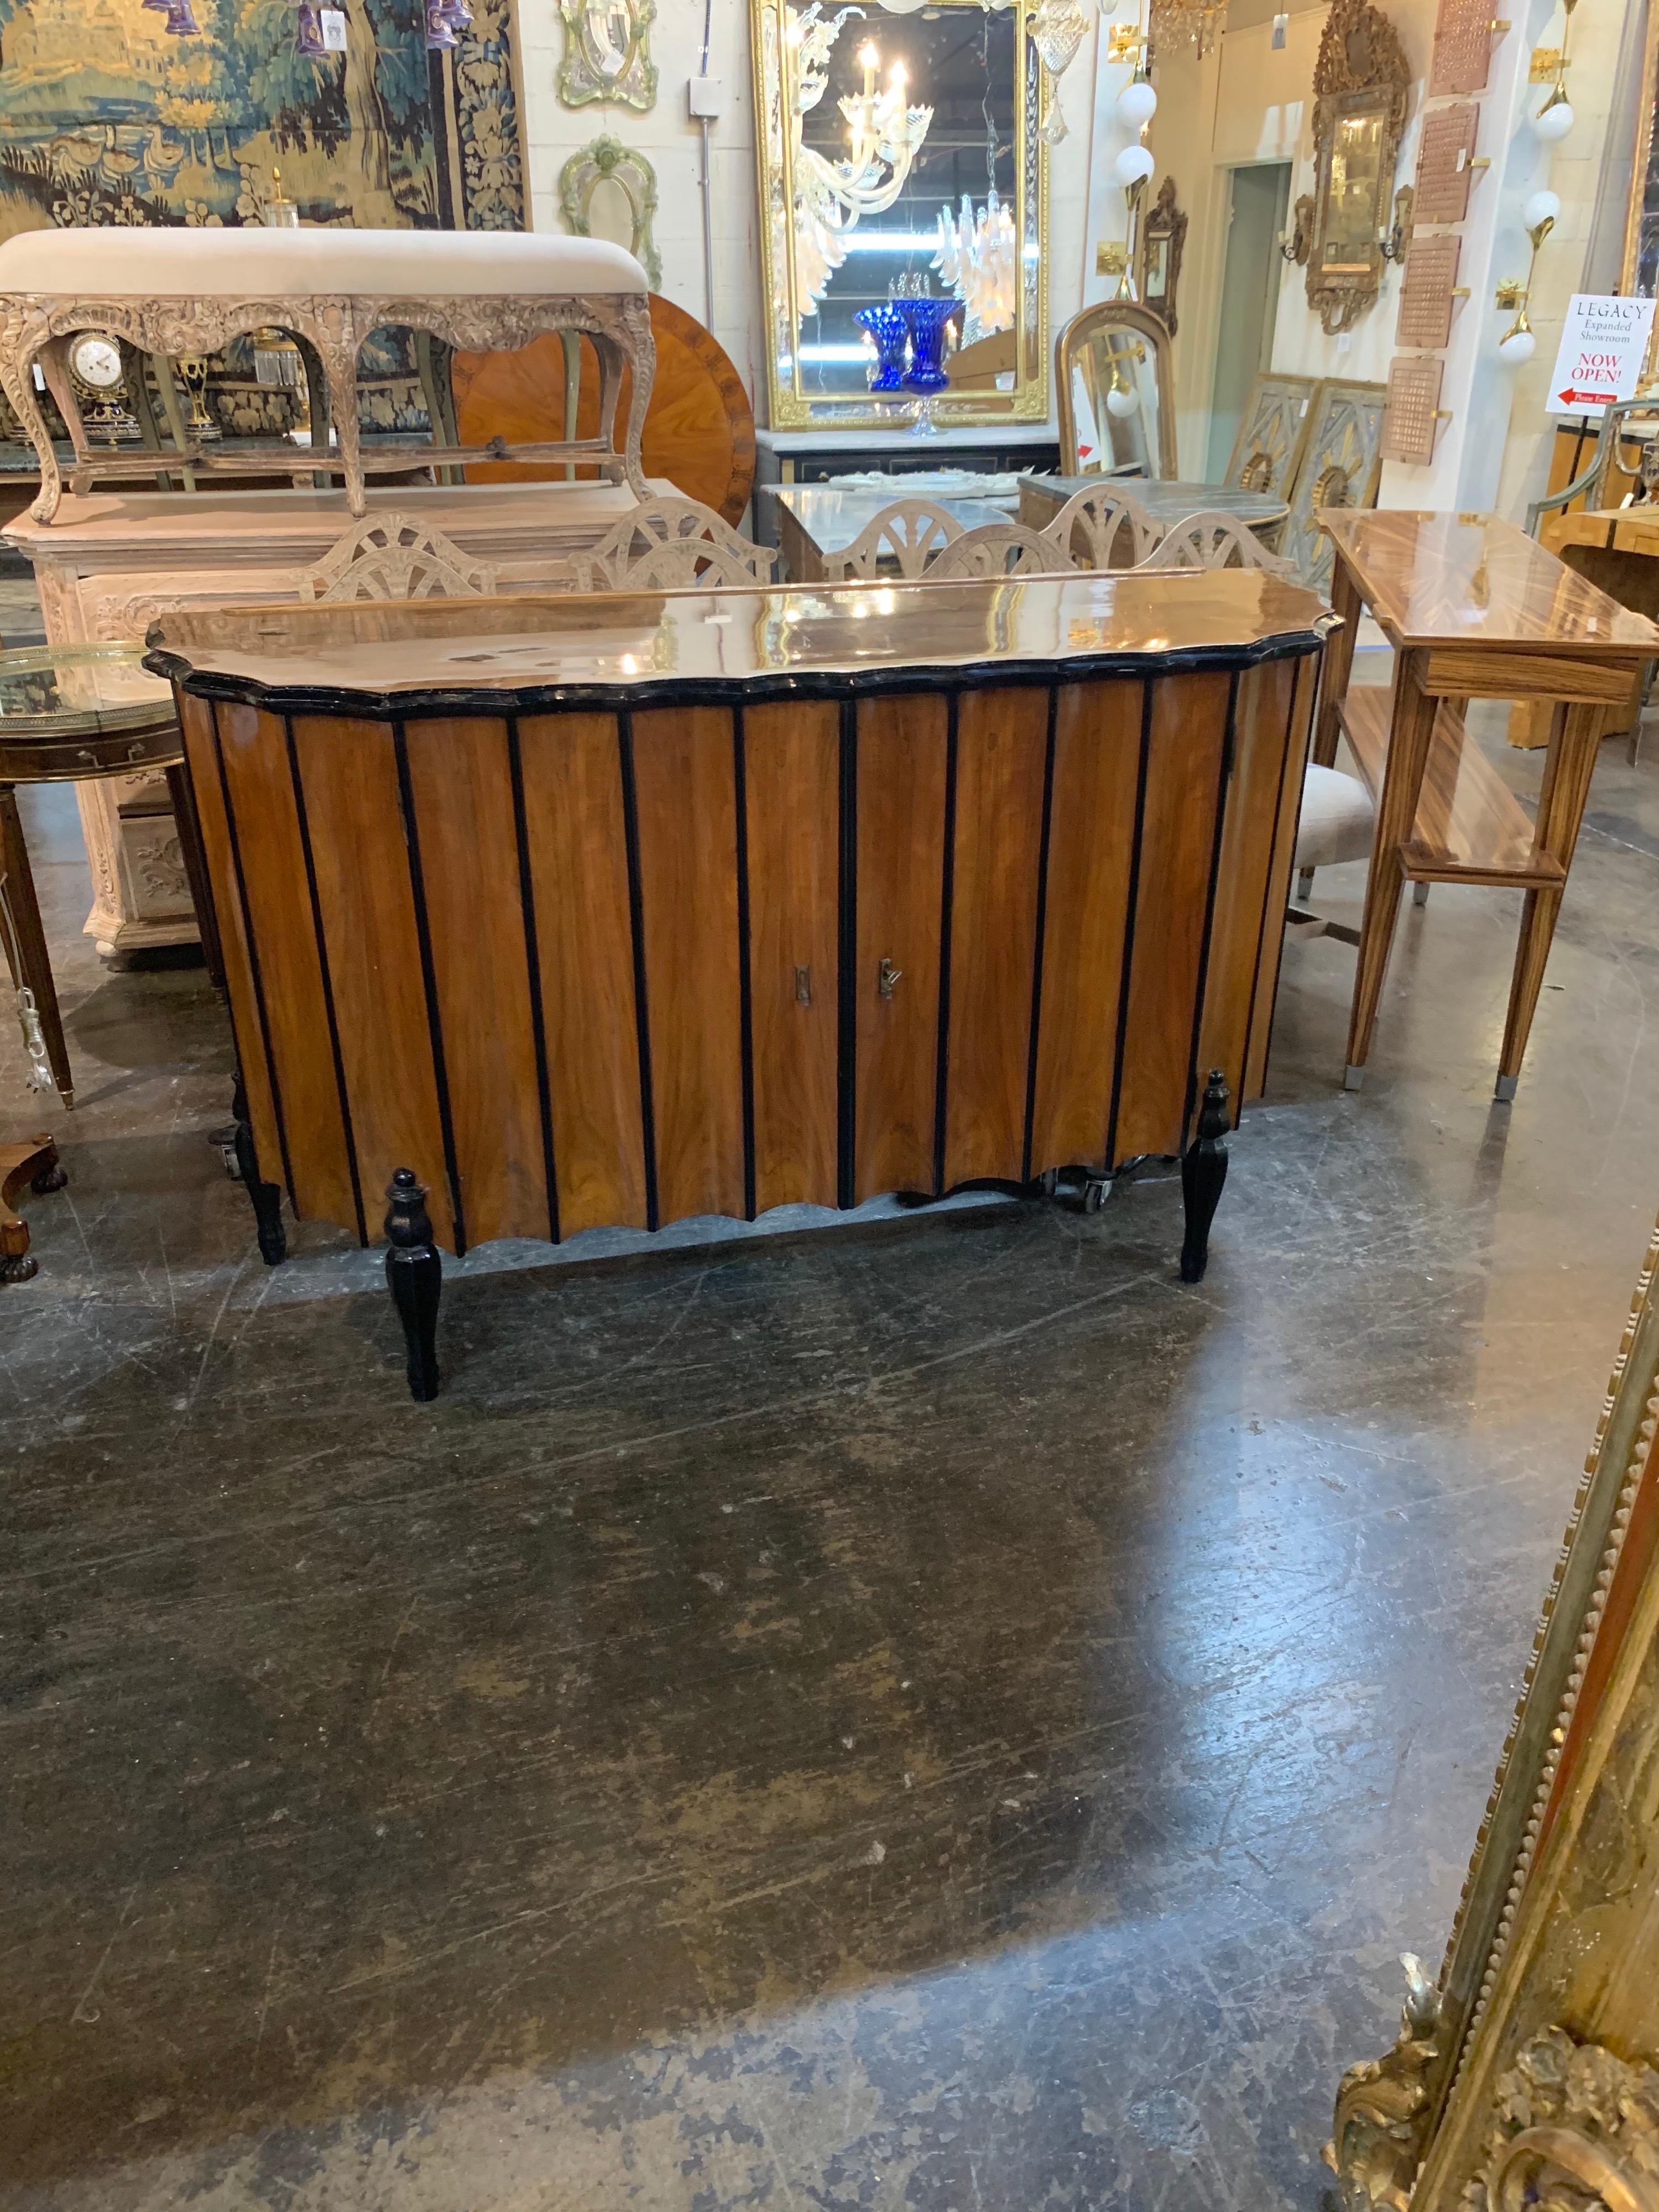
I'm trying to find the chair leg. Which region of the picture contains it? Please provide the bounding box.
[1296,867,1315,901]
[1411,880,1430,908]
[0,785,73,1109]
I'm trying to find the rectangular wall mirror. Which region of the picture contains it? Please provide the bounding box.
[752,0,1050,429]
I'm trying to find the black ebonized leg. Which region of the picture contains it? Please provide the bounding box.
[231,1073,286,1266]
[385,1168,442,1403]
[1179,1070,1230,1285]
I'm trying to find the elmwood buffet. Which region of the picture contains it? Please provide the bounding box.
[147,570,1335,1398]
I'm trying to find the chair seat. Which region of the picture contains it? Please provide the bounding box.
[1295,763,1374,873]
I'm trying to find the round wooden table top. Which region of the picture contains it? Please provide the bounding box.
[451,295,757,527]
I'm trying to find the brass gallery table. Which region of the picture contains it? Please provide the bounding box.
[148,570,1335,1399]
[1315,510,1659,1099]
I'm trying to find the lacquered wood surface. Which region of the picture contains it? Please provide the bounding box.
[744,702,840,1212]
[630,707,747,1227]
[147,571,1336,709]
[515,713,649,1235]
[1317,510,1659,654]
[1026,682,1141,1175]
[943,688,1051,1188]
[1112,672,1232,1160]
[1339,685,1565,887]
[853,693,948,1206]
[169,632,1323,1255]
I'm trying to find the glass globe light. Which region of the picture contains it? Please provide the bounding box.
[1521,189,1561,231]
[1105,382,1140,418]
[1117,76,1158,128]
[1498,325,1537,366]
[1531,94,1574,141]
[1113,142,1156,188]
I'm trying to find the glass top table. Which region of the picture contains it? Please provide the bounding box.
[0,642,176,748]
[0,641,206,1121]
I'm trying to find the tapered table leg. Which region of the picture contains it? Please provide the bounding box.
[1495,700,1605,1099]
[0,784,72,1109]
[1343,655,1440,1089]
[1312,552,1363,772]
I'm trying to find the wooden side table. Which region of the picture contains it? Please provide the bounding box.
[1315,510,1659,1100]
[0,643,219,1114]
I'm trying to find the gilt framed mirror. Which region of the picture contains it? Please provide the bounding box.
[1306,0,1410,335]
[751,0,1050,429]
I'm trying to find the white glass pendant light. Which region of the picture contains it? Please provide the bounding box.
[1114,142,1156,187]
[1117,72,1157,127]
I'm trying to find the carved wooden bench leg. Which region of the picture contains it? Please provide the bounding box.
[385,1169,442,1403]
[1180,1072,1230,1285]
[1,1133,65,1285]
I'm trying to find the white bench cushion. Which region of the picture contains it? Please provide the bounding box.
[0,226,649,300]
[1295,762,1374,873]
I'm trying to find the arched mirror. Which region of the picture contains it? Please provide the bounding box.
[1054,301,1176,478]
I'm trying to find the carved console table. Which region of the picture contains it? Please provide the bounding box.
[148,569,1334,1397]
[0,226,654,523]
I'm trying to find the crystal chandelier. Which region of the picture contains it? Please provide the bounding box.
[933,187,1016,341]
[1148,0,1226,58]
[786,5,934,319]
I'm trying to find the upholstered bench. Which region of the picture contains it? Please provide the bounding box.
[0,226,654,523]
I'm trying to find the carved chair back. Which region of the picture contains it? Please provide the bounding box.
[817,498,966,581]
[926,523,1073,581]
[299,514,498,603]
[1134,510,1295,576]
[1037,484,1161,570]
[569,496,780,591]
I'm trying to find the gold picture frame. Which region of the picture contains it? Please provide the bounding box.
[750,0,1050,431]
[1055,300,1177,478]
[1135,176,1188,337]
[1279,375,1385,589]
[1326,1220,1659,2208]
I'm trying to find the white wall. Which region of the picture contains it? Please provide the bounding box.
[512,0,1098,429]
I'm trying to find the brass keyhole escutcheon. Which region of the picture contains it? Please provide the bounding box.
[878,957,902,999]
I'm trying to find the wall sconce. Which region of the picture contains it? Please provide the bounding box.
[1495,201,1557,363]
[1106,21,1147,64]
[1279,191,1313,264]
[1378,185,1415,264]
[1530,0,1577,139]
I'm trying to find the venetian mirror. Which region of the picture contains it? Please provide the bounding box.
[751,0,1050,428]
[557,0,657,108]
[1306,0,1410,335]
[1055,302,1176,478]
[560,137,661,288]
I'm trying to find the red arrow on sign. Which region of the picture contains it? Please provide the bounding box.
[1558,385,1619,405]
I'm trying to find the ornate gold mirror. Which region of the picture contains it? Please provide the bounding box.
[1137,177,1187,336]
[1055,301,1176,478]
[751,0,1050,429]
[1306,0,1410,335]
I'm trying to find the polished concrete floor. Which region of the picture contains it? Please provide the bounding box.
[4,627,1659,2207]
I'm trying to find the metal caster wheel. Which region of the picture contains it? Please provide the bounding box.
[211,1121,241,1178]
[1039,1167,1060,1198]
[1082,1176,1111,1215]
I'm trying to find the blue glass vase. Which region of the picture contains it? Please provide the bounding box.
[897,298,959,394]
[854,303,910,393]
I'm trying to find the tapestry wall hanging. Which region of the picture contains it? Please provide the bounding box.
[0,0,525,243]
